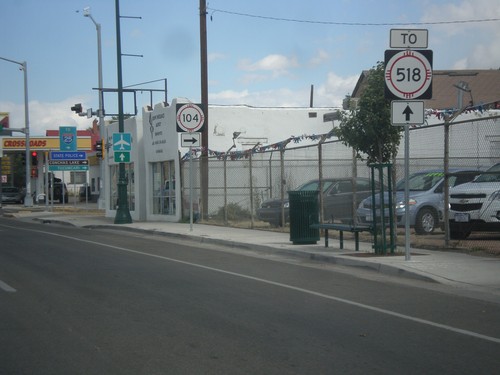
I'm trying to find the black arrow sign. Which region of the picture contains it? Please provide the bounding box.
[402,105,414,121]
[184,137,199,145]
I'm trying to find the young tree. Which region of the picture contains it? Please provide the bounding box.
[336,61,402,164]
[336,61,402,253]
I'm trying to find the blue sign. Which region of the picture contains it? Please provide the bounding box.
[50,151,86,160]
[112,133,132,151]
[59,126,77,151]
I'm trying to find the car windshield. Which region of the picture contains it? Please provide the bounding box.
[297,180,334,193]
[395,172,444,191]
[474,164,500,183]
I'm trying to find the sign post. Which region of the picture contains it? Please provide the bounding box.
[386,29,433,261]
[176,104,205,231]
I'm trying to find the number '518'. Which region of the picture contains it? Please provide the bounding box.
[396,67,421,82]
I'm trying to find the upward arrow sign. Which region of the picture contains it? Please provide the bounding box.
[391,100,424,126]
[403,105,414,121]
[114,151,130,163]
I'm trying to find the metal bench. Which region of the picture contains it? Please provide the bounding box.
[310,223,373,251]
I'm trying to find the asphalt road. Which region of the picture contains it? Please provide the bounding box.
[1,217,499,374]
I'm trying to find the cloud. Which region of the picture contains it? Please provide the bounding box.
[308,50,330,67]
[0,96,94,136]
[210,87,304,107]
[208,52,226,63]
[421,0,500,69]
[238,73,270,85]
[209,71,357,108]
[421,0,500,36]
[316,72,360,107]
[238,54,299,77]
[210,89,251,103]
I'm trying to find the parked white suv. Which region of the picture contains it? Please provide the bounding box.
[449,163,500,239]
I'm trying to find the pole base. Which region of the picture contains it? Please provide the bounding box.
[24,196,34,207]
[114,207,132,224]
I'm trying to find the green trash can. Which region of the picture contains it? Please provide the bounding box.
[288,190,320,245]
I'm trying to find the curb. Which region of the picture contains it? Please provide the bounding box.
[81,222,438,284]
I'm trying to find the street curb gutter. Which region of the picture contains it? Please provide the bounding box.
[81,223,438,284]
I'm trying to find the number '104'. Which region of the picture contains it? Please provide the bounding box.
[182,113,199,122]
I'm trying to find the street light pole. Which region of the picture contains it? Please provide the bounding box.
[0,56,32,206]
[83,7,106,210]
[114,0,132,224]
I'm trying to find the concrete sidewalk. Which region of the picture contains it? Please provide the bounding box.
[4,207,500,300]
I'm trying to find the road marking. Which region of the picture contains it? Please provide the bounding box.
[0,279,16,293]
[2,223,500,345]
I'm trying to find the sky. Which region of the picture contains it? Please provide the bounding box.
[1,0,499,137]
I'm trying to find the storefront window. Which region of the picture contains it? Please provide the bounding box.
[152,160,176,215]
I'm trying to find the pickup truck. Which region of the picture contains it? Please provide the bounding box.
[449,163,500,239]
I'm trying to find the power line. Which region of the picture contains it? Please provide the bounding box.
[208,7,500,27]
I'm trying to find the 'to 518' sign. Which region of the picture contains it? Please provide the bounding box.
[384,49,433,100]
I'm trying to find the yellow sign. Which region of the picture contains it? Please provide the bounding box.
[1,137,92,151]
[1,155,11,174]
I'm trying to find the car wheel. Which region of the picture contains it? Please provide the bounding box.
[414,208,438,235]
[449,222,471,240]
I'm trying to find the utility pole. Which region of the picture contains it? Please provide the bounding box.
[199,0,209,220]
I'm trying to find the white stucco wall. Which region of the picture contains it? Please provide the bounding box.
[177,104,343,159]
[104,116,145,221]
[142,100,182,222]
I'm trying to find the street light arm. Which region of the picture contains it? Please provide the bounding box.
[0,56,23,67]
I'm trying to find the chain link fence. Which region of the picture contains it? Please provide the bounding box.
[182,114,500,253]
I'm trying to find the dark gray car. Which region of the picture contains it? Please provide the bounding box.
[1,186,24,204]
[257,177,378,227]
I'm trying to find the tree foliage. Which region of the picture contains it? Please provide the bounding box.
[336,61,403,164]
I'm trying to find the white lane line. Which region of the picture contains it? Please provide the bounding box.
[2,224,500,345]
[0,279,17,293]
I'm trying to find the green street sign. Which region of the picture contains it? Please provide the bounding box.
[114,151,131,163]
[49,165,89,171]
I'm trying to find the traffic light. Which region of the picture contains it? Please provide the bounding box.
[71,103,83,114]
[95,140,103,159]
[31,151,38,166]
